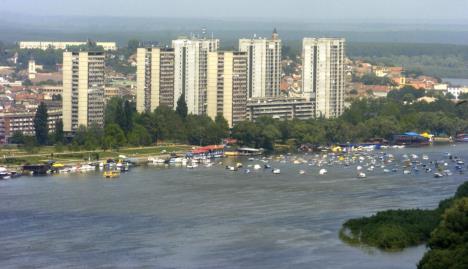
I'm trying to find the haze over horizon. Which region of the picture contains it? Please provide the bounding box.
[2,0,468,23]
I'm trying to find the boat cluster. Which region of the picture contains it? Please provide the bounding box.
[0,167,21,180]
[54,160,131,174]
[146,149,467,179]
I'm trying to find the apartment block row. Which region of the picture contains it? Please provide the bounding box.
[60,31,345,134]
[135,31,345,127]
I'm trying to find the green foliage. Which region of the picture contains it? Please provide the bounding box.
[214,114,230,139]
[127,124,152,146]
[354,73,396,86]
[341,209,440,251]
[9,131,25,144]
[347,42,468,79]
[34,102,48,145]
[103,124,127,149]
[17,48,62,71]
[340,182,468,254]
[104,97,135,134]
[418,198,468,269]
[54,119,64,144]
[176,94,188,119]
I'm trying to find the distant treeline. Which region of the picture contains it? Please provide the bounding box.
[3,38,468,78]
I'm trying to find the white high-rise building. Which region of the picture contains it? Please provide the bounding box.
[207,51,248,127]
[302,38,345,118]
[172,37,219,115]
[62,51,105,133]
[136,47,175,113]
[239,29,282,98]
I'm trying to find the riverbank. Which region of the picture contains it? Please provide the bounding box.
[0,144,192,170]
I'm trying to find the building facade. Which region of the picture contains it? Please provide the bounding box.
[0,108,62,144]
[172,38,219,115]
[302,38,345,118]
[207,51,248,127]
[19,41,117,51]
[246,97,314,122]
[62,51,105,133]
[136,47,175,113]
[239,29,282,98]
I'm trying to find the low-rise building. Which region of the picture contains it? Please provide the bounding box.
[19,41,117,51]
[246,97,314,121]
[0,108,62,144]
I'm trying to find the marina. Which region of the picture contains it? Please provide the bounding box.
[0,144,467,268]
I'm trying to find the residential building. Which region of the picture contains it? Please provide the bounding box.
[302,38,345,118]
[246,97,314,121]
[447,87,463,99]
[172,37,219,115]
[0,108,62,144]
[136,47,175,113]
[19,41,117,51]
[239,29,282,98]
[207,51,248,127]
[62,51,105,133]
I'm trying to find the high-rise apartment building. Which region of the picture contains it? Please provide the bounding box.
[207,51,248,127]
[172,38,219,115]
[136,47,175,113]
[239,29,282,98]
[62,51,105,133]
[302,38,345,118]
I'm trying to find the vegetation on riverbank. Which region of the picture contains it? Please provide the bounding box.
[340,181,468,267]
[7,89,468,156]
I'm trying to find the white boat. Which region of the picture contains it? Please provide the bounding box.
[299,170,306,175]
[358,172,367,178]
[148,157,166,165]
[272,169,281,174]
[403,170,411,175]
[319,169,328,175]
[253,164,262,170]
[356,166,363,171]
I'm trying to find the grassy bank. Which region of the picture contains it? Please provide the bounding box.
[0,144,192,167]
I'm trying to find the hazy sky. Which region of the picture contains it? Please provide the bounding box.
[1,0,468,22]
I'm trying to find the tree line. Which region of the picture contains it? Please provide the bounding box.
[10,87,468,151]
[340,181,468,269]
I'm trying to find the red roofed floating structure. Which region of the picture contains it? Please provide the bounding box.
[189,145,225,159]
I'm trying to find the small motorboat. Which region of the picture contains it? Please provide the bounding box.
[319,169,328,175]
[299,170,306,175]
[103,171,120,178]
[358,172,367,178]
[272,169,281,174]
[434,173,444,178]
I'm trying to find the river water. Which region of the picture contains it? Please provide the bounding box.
[1,144,467,269]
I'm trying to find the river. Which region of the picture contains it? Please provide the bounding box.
[1,144,467,268]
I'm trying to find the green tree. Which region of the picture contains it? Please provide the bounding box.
[127,124,152,146]
[176,94,188,119]
[103,124,126,149]
[418,198,468,269]
[214,114,230,139]
[34,102,48,145]
[54,119,64,144]
[9,131,25,144]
